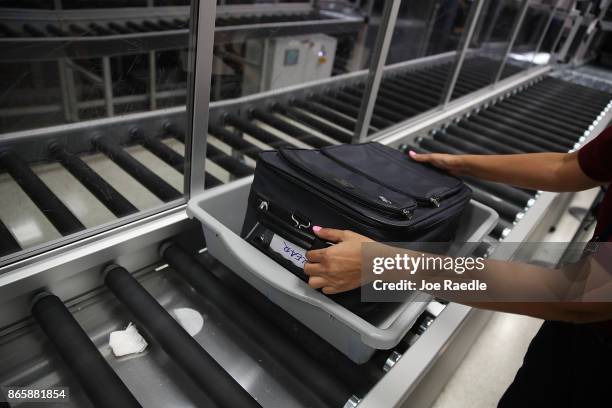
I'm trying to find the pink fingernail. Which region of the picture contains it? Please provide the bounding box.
[408,150,417,158]
[313,225,322,232]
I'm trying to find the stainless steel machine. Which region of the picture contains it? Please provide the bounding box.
[1,0,611,407]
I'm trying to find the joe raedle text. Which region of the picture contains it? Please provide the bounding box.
[372,279,488,292]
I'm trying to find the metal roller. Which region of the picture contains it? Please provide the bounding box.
[206,144,254,177]
[208,124,263,160]
[49,142,138,218]
[0,220,20,257]
[194,251,384,394]
[445,124,523,154]
[31,293,142,408]
[225,113,291,148]
[314,93,392,129]
[0,23,20,37]
[125,21,147,33]
[275,105,353,143]
[103,265,261,408]
[161,243,356,408]
[293,99,355,132]
[491,218,513,240]
[477,110,577,147]
[458,121,546,153]
[46,24,68,37]
[365,88,425,117]
[0,150,85,235]
[205,172,223,189]
[485,106,580,142]
[131,130,185,174]
[107,22,131,34]
[336,90,406,123]
[379,79,439,110]
[383,77,441,105]
[93,136,182,202]
[488,103,586,135]
[251,108,333,148]
[514,91,603,118]
[366,87,422,115]
[142,20,164,31]
[417,137,462,155]
[69,24,88,36]
[468,116,568,152]
[89,23,113,36]
[531,86,608,109]
[535,81,610,105]
[23,24,45,37]
[360,85,430,114]
[501,96,595,127]
[432,131,495,155]
[469,186,523,221]
[462,176,533,208]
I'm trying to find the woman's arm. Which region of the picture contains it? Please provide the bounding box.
[409,151,603,192]
[305,227,612,323]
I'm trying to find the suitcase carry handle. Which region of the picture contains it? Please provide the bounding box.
[250,194,329,251]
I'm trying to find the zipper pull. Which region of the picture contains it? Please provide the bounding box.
[430,197,441,207]
[258,200,269,211]
[402,208,413,219]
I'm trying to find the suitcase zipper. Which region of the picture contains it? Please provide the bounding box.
[279,150,415,219]
[322,144,461,207]
[258,160,416,228]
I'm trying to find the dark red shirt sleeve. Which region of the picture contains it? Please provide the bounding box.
[578,126,612,182]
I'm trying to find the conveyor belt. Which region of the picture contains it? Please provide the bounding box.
[0,9,363,59]
[400,76,611,239]
[162,242,357,407]
[0,13,334,38]
[1,67,609,257]
[4,242,387,407]
[104,264,261,408]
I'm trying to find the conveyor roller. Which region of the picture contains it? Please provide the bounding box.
[161,243,356,408]
[104,265,261,408]
[31,293,142,408]
[0,150,85,236]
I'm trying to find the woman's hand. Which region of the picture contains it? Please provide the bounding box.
[409,150,465,176]
[304,227,374,294]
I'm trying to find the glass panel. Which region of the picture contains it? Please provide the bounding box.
[202,0,375,186]
[449,0,523,101]
[535,2,574,64]
[0,0,196,262]
[506,2,557,74]
[363,0,475,135]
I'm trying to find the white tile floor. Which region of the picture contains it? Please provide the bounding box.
[431,188,600,408]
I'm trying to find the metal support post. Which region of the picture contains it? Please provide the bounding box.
[353,0,401,143]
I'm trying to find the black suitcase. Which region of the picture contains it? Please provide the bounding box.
[241,142,472,316]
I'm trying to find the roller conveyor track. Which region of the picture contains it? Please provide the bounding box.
[0,68,609,256]
[0,13,334,39]
[12,243,388,407]
[401,76,611,240]
[0,9,363,59]
[222,56,524,143]
[0,122,252,256]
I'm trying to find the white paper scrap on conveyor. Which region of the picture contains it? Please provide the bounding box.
[108,322,148,357]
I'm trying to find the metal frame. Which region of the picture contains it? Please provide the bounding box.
[493,0,531,84]
[533,0,563,57]
[353,0,401,143]
[186,0,216,196]
[549,0,578,58]
[440,0,486,107]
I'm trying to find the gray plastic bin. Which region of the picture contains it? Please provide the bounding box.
[187,176,498,363]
